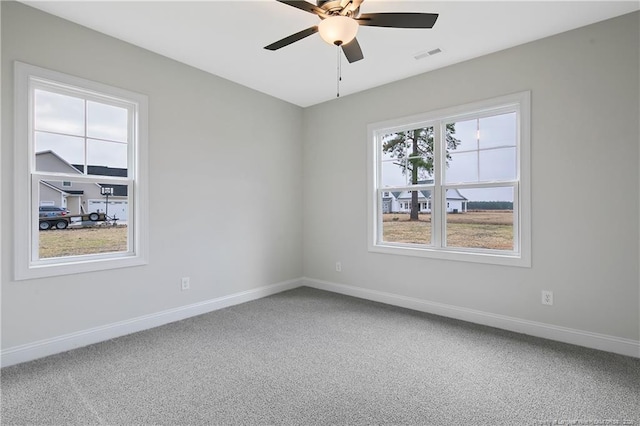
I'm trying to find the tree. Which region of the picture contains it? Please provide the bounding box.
[382,125,460,220]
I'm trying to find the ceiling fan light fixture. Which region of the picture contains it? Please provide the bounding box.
[318,16,358,46]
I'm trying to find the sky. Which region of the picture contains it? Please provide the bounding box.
[381,112,516,202]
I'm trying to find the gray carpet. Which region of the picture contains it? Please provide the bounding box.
[2,287,639,425]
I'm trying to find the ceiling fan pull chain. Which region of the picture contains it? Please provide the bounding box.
[336,45,341,98]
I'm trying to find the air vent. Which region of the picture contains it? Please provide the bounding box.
[414,48,442,60]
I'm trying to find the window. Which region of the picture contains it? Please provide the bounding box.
[367,92,530,267]
[14,62,148,279]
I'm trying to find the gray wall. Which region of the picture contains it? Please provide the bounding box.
[1,2,303,348]
[302,12,639,340]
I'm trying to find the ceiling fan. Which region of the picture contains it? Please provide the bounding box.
[264,0,439,63]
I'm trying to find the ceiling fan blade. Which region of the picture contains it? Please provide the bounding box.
[357,12,439,29]
[276,0,325,16]
[264,26,319,51]
[341,38,364,63]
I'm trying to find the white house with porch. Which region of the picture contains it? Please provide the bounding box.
[382,188,468,214]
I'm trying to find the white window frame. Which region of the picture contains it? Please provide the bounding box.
[14,62,149,280]
[367,91,531,267]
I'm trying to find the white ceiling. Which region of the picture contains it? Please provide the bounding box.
[22,1,639,107]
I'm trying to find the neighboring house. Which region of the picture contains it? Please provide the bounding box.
[382,179,468,213]
[383,189,468,213]
[36,151,129,220]
[381,191,398,214]
[443,188,469,213]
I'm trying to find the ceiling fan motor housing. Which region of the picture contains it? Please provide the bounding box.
[317,0,360,18]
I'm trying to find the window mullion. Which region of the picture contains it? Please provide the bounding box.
[84,99,88,175]
[375,133,383,245]
[443,181,518,190]
[32,171,130,185]
[433,120,443,248]
[513,182,520,253]
[376,188,383,244]
[30,174,40,263]
[128,105,135,177]
[476,118,480,181]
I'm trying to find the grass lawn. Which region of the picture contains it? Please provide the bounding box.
[382,211,513,250]
[39,225,128,258]
[38,211,513,259]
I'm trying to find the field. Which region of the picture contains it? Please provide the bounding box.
[39,225,128,258]
[382,211,513,250]
[38,211,513,258]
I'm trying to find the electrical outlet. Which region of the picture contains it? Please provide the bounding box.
[542,290,553,306]
[181,277,190,291]
[335,262,342,272]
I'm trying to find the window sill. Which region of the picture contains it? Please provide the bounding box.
[15,254,148,281]
[369,243,531,268]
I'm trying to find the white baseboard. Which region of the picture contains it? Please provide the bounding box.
[4,276,637,368]
[302,277,640,358]
[1,278,302,368]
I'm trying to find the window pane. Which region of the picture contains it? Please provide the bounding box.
[479,147,516,181]
[449,118,476,150]
[380,190,432,245]
[87,139,128,174]
[35,132,85,172]
[445,187,514,251]
[87,101,128,142]
[446,112,517,184]
[446,151,478,183]
[381,127,434,187]
[479,113,516,149]
[34,89,84,136]
[381,159,409,187]
[37,179,129,259]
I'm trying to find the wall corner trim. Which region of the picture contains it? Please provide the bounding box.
[302,277,640,358]
[1,278,302,368]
